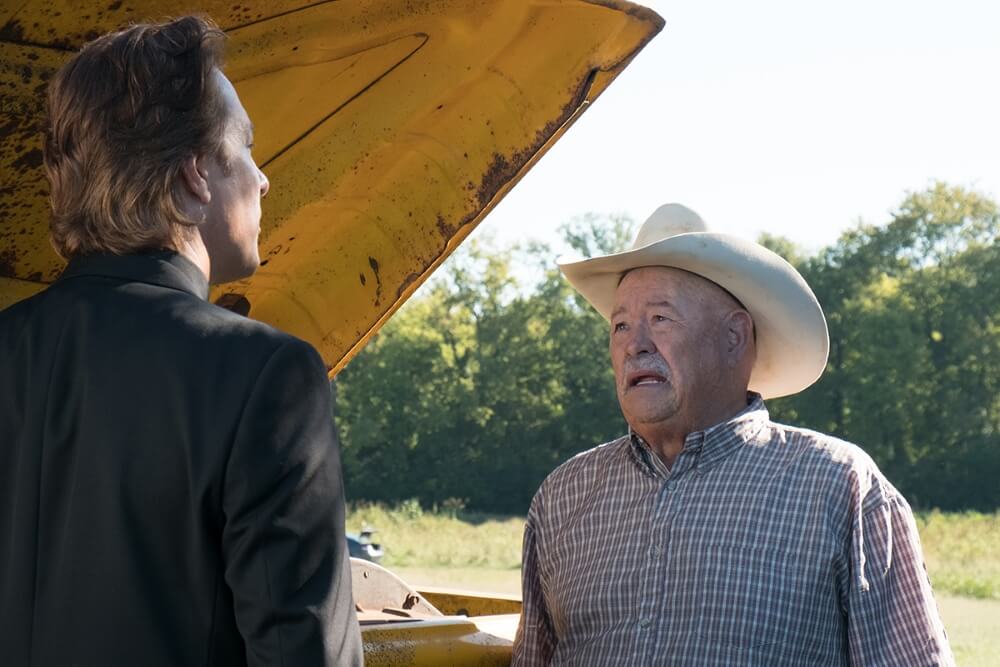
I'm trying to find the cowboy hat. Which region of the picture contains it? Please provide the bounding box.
[557,203,829,398]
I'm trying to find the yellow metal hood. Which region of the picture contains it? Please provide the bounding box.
[0,0,662,373]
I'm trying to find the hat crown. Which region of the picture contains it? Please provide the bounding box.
[632,203,708,249]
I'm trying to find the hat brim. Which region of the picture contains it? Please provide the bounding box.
[558,232,829,399]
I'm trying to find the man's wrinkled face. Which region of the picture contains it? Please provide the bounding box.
[200,69,270,284]
[609,267,730,431]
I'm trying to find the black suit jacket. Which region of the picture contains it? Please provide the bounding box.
[0,252,363,666]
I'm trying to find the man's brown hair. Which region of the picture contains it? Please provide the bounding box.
[44,16,227,259]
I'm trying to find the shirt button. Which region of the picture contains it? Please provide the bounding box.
[638,618,652,629]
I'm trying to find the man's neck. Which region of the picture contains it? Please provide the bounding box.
[633,393,750,469]
[175,234,212,284]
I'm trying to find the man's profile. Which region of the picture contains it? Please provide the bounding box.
[513,203,953,665]
[0,16,362,666]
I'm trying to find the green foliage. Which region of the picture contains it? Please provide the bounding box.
[337,183,999,512]
[769,182,1000,509]
[336,216,633,513]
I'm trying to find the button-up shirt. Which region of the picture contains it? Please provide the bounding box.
[513,396,953,666]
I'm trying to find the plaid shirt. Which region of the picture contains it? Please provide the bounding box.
[513,396,953,666]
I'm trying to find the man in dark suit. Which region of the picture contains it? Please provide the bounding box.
[0,16,363,666]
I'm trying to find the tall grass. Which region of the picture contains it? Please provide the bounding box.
[348,502,1000,599]
[917,510,1000,600]
[347,500,523,570]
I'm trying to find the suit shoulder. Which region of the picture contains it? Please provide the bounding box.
[185,297,295,343]
[181,298,326,372]
[0,286,49,322]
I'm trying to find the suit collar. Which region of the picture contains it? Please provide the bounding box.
[59,251,210,300]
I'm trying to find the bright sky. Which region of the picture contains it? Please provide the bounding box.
[479,0,1000,256]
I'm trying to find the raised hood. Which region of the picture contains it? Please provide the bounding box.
[0,0,662,373]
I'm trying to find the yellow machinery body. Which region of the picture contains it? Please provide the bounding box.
[1,1,661,662]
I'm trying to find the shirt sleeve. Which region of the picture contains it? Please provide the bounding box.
[844,493,954,666]
[512,500,556,666]
[222,338,363,667]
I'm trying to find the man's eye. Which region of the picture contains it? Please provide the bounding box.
[613,322,627,332]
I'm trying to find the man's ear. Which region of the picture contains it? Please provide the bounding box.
[724,310,754,366]
[180,154,212,205]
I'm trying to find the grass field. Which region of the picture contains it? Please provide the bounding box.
[918,510,1000,599]
[348,504,1000,665]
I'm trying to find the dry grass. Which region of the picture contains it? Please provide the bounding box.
[936,596,1000,667]
[349,503,1000,600]
[347,500,523,570]
[918,511,1000,600]
[390,566,521,595]
[348,503,1000,664]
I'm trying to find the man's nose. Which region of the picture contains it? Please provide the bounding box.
[625,322,654,357]
[259,168,270,198]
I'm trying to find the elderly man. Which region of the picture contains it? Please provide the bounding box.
[513,204,953,665]
[0,17,362,666]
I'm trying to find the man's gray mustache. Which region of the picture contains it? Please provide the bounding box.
[623,359,670,378]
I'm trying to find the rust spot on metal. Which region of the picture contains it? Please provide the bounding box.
[396,271,421,300]
[368,256,382,306]
[381,71,602,317]
[436,214,456,239]
[473,71,594,213]
[0,249,17,278]
[588,0,666,24]
[0,119,24,142]
[12,148,43,172]
[0,20,25,42]
[476,153,514,209]
[476,115,566,209]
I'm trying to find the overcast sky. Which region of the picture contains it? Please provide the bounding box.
[477,0,1000,256]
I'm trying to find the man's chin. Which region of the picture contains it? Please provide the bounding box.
[620,394,678,426]
[209,256,259,285]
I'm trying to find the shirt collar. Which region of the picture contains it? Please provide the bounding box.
[58,251,210,301]
[628,393,769,479]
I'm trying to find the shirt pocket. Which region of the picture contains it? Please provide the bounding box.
[695,544,810,651]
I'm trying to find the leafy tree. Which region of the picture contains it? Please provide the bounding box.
[336,217,633,513]
[769,183,999,509]
[338,184,999,512]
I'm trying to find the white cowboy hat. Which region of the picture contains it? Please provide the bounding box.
[558,203,829,399]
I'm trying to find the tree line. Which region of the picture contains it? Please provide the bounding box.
[334,183,999,514]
